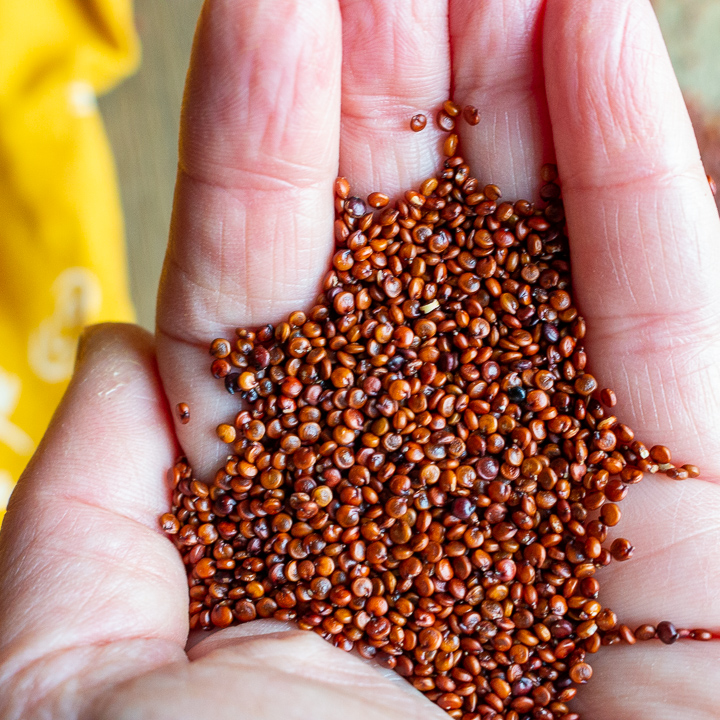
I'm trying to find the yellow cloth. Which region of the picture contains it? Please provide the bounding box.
[0,0,139,520]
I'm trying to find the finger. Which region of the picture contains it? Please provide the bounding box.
[157,0,342,478]
[544,0,720,473]
[577,644,720,719]
[93,628,448,720]
[187,616,417,692]
[338,0,450,198]
[596,477,720,629]
[0,324,187,715]
[450,0,554,200]
[188,619,425,695]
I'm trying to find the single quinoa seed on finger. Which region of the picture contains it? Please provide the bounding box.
[410,114,427,132]
[463,105,480,126]
[656,621,680,645]
[162,105,703,720]
[176,403,190,424]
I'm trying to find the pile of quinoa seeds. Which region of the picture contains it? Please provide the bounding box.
[163,102,712,720]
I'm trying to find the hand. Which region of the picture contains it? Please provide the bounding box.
[1,1,719,718]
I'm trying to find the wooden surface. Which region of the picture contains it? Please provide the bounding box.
[100,0,720,331]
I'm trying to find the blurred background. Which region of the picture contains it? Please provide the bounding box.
[1,0,718,517]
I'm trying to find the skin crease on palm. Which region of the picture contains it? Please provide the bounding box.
[0,0,720,717]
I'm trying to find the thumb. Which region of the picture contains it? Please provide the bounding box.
[93,620,448,720]
[0,323,187,718]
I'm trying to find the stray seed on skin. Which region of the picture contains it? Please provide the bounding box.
[600,388,617,407]
[657,621,680,645]
[650,445,672,464]
[610,538,634,561]
[216,423,236,444]
[690,629,713,641]
[410,114,427,132]
[463,105,480,125]
[177,403,190,424]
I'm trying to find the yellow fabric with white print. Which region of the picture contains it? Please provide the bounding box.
[0,0,139,522]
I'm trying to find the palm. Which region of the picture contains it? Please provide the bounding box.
[1,1,719,719]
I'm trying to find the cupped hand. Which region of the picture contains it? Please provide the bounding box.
[1,1,719,719]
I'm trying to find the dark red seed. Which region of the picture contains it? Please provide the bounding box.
[345,197,366,218]
[657,621,680,645]
[463,105,480,125]
[452,497,475,520]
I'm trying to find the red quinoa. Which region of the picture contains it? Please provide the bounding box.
[162,104,705,720]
